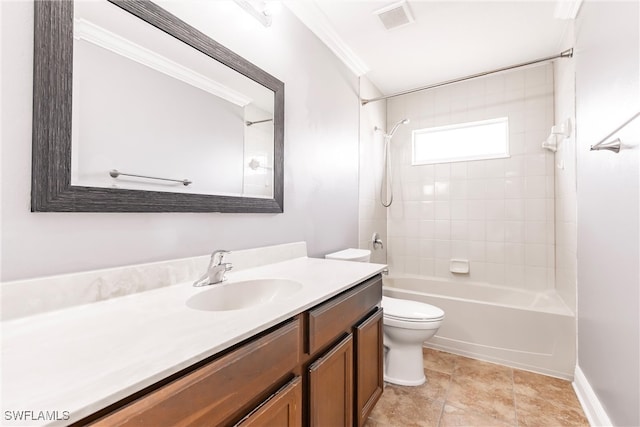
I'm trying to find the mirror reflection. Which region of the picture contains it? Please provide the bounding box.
[70,0,275,198]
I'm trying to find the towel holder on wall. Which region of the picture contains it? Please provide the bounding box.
[109,169,192,186]
[590,112,640,153]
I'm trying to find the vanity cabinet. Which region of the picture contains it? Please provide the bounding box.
[305,275,383,426]
[83,274,383,427]
[90,319,301,427]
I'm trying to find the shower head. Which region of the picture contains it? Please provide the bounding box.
[388,118,410,137]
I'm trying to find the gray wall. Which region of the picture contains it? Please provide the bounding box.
[0,1,360,281]
[575,1,639,425]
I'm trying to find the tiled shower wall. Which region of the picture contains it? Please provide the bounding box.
[385,64,555,290]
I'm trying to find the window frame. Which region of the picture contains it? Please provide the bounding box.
[411,117,510,165]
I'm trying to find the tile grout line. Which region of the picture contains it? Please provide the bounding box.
[435,351,457,427]
[511,367,519,427]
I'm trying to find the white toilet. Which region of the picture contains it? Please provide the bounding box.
[381,295,444,386]
[325,248,372,262]
[324,248,445,387]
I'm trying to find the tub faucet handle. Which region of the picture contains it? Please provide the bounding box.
[372,232,384,250]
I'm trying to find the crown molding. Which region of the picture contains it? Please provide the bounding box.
[554,0,583,20]
[283,0,370,77]
[74,18,253,107]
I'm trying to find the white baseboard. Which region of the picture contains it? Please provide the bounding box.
[573,365,613,427]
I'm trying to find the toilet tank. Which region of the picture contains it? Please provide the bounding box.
[325,248,371,263]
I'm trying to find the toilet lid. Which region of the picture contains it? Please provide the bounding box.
[325,248,371,261]
[382,296,444,322]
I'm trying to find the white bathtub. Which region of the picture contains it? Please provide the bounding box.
[383,276,576,379]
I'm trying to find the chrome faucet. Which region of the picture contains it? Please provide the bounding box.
[193,250,233,287]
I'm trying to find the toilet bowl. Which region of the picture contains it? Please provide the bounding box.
[382,296,444,386]
[324,248,445,386]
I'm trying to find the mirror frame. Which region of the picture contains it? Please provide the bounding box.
[32,0,284,213]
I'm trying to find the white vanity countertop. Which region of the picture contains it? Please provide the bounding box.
[1,256,385,426]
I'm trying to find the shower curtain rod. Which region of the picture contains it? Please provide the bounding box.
[361,48,573,105]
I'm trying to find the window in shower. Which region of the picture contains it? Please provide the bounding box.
[412,117,509,165]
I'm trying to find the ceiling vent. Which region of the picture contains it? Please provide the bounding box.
[374,1,414,31]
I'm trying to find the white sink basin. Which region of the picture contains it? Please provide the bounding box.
[186,279,303,311]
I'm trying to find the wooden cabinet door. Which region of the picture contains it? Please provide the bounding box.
[354,308,384,427]
[236,376,302,427]
[308,334,354,427]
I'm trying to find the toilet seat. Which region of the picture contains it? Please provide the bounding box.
[382,296,444,322]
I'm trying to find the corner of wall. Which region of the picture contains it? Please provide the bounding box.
[358,77,387,265]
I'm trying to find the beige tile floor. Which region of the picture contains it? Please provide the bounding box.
[366,348,589,427]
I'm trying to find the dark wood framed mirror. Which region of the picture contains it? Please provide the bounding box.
[32,0,284,213]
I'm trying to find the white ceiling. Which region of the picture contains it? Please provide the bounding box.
[286,1,574,96]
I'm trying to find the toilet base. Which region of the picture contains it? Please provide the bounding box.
[384,373,426,386]
[383,343,426,386]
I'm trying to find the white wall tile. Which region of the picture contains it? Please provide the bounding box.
[450,200,468,220]
[467,200,486,220]
[419,201,435,219]
[486,263,506,285]
[525,176,547,198]
[451,221,469,241]
[435,240,451,260]
[505,243,525,265]
[469,241,486,261]
[419,258,435,276]
[435,201,451,220]
[505,221,525,243]
[435,220,451,240]
[486,220,506,242]
[467,161,487,179]
[505,155,525,177]
[525,221,547,244]
[486,200,505,220]
[485,178,506,199]
[419,239,435,259]
[525,243,547,267]
[419,220,435,239]
[435,181,450,200]
[451,240,469,258]
[468,221,486,241]
[450,181,468,200]
[450,162,468,180]
[505,265,526,287]
[505,177,525,199]
[505,199,525,220]
[486,242,506,263]
[525,199,547,221]
[383,64,555,288]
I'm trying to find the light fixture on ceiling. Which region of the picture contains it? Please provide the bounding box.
[233,0,273,27]
[374,0,414,31]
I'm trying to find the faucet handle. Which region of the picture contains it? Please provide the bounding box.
[210,250,231,266]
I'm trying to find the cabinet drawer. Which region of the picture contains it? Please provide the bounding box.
[307,275,381,354]
[93,318,300,427]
